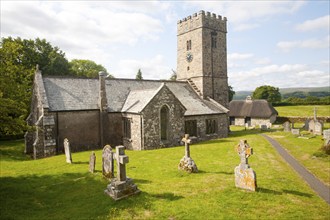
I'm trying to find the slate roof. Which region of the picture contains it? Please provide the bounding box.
[229,99,278,118]
[41,74,228,116]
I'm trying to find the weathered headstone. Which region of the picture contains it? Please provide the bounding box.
[314,121,323,136]
[303,119,310,131]
[291,129,300,136]
[266,122,272,129]
[323,129,330,145]
[178,134,198,173]
[234,140,257,191]
[105,146,140,201]
[308,120,315,133]
[283,121,291,132]
[102,145,114,178]
[89,151,96,173]
[260,124,267,131]
[63,138,72,163]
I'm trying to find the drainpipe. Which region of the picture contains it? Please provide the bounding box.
[98,71,108,148]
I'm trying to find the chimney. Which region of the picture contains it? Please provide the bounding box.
[98,71,108,112]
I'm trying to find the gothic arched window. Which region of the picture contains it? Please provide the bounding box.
[160,105,169,140]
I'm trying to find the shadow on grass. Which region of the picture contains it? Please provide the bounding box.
[0,140,31,161]
[72,161,89,164]
[198,170,234,175]
[257,187,313,198]
[150,192,184,201]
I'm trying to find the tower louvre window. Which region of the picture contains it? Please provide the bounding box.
[211,36,217,48]
[186,40,192,51]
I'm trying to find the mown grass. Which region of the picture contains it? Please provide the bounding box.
[267,130,330,187]
[1,130,329,220]
[275,105,330,117]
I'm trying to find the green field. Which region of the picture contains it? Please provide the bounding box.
[275,105,330,117]
[1,129,329,219]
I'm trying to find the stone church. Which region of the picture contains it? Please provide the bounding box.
[25,11,230,159]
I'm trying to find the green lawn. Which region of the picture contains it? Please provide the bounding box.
[275,105,330,117]
[267,130,330,187]
[1,132,329,219]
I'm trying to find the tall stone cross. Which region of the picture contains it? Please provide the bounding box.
[314,107,317,121]
[115,146,129,182]
[182,134,191,158]
[236,140,253,169]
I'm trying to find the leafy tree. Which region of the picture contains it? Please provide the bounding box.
[69,59,112,78]
[252,85,281,103]
[228,85,235,102]
[169,69,177,81]
[0,37,70,136]
[136,69,143,80]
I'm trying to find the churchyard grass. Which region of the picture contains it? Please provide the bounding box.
[275,105,330,117]
[1,131,329,219]
[267,130,330,187]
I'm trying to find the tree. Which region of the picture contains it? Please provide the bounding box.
[136,69,143,80]
[0,37,70,136]
[252,85,281,103]
[169,69,177,81]
[228,85,235,102]
[69,59,112,78]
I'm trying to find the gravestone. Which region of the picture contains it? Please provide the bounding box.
[260,124,267,131]
[102,145,114,179]
[178,134,198,173]
[266,122,272,129]
[283,121,291,132]
[303,119,310,131]
[314,121,323,136]
[323,129,330,145]
[234,140,257,191]
[63,138,72,163]
[291,129,300,136]
[105,146,140,200]
[89,151,96,173]
[308,120,315,133]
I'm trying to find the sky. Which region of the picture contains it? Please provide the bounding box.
[1,0,329,91]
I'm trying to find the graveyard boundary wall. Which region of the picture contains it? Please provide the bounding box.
[276,116,330,124]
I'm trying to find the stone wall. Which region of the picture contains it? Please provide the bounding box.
[142,86,185,149]
[123,113,142,150]
[57,110,100,152]
[185,114,228,141]
[106,113,123,148]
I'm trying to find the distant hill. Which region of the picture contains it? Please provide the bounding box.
[233,86,329,100]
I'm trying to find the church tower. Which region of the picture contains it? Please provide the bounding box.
[177,10,229,107]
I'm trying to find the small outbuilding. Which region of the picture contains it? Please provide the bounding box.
[229,96,278,127]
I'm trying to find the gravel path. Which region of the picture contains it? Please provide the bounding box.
[261,134,330,205]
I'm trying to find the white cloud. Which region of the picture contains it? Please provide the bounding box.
[185,1,305,30]
[254,57,271,65]
[296,15,330,31]
[113,55,171,79]
[277,35,330,52]
[228,53,254,60]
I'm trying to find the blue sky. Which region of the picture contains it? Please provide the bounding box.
[1,1,329,91]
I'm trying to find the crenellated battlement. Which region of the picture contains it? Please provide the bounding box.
[177,10,227,35]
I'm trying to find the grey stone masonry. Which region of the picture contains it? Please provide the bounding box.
[323,129,330,145]
[291,129,300,136]
[178,134,198,173]
[63,138,72,163]
[283,121,291,132]
[234,140,257,191]
[102,145,114,179]
[105,146,140,201]
[89,151,96,173]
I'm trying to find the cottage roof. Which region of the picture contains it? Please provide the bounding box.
[229,99,278,118]
[41,74,227,116]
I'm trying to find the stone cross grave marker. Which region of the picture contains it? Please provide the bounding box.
[234,140,257,191]
[63,138,72,163]
[115,145,129,181]
[178,134,198,173]
[105,146,140,200]
[283,121,291,132]
[102,145,114,179]
[89,151,96,173]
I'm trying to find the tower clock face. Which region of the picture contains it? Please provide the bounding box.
[186,52,193,62]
